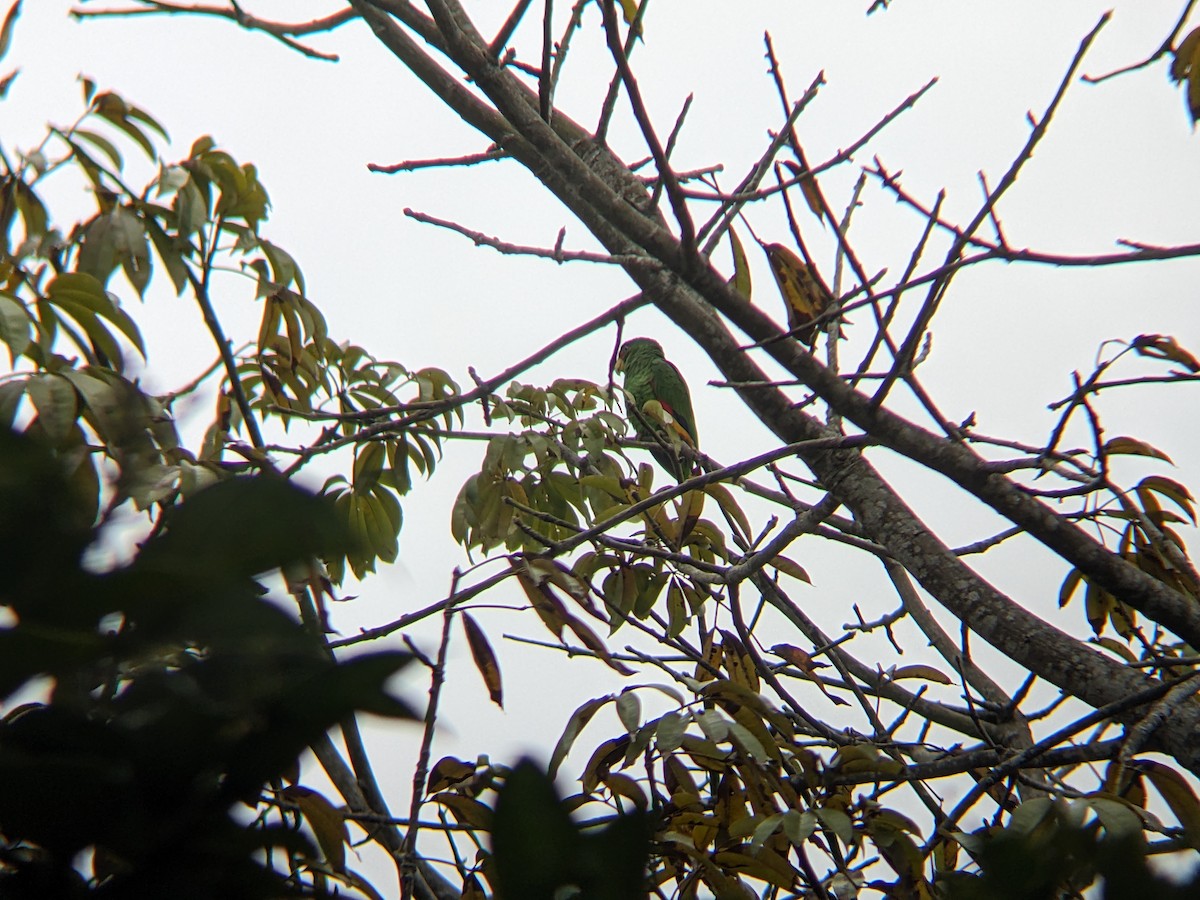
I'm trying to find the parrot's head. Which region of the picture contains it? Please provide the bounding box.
[616,337,664,374]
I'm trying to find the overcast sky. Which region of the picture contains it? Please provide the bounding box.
[9,0,1200,891]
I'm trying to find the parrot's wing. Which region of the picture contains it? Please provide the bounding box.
[647,359,698,448]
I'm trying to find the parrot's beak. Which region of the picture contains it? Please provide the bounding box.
[614,355,625,375]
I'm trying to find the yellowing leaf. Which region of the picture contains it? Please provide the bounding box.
[765,243,833,346]
[705,482,752,542]
[889,664,953,685]
[719,630,759,693]
[1172,26,1200,81]
[0,1,22,66]
[1103,436,1173,465]
[728,228,752,300]
[1110,601,1137,639]
[427,756,477,793]
[1095,636,1138,664]
[582,735,630,793]
[431,792,493,830]
[566,609,634,676]
[770,643,847,706]
[1084,579,1114,637]
[676,488,705,544]
[695,629,721,683]
[514,562,568,638]
[1059,567,1083,608]
[283,785,348,872]
[616,0,644,36]
[713,848,796,889]
[1189,46,1200,124]
[1142,760,1200,850]
[462,612,503,708]
[783,157,826,219]
[666,581,688,639]
[1137,475,1196,523]
[604,772,648,809]
[1131,333,1200,372]
[771,554,811,584]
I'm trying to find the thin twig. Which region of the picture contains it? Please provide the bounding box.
[872,13,1112,408]
[369,148,508,173]
[400,570,462,900]
[930,669,1191,851]
[598,0,698,262]
[403,207,658,266]
[70,1,352,60]
[1082,0,1199,84]
[489,0,535,56]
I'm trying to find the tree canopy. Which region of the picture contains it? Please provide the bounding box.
[4,1,1200,898]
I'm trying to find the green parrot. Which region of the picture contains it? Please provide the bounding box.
[615,338,698,481]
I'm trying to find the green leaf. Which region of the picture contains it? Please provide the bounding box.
[352,440,386,494]
[814,806,855,846]
[139,476,351,581]
[92,91,158,161]
[782,809,817,845]
[750,812,785,849]
[1085,796,1144,842]
[78,215,119,285]
[25,373,77,446]
[615,690,641,734]
[0,379,23,427]
[492,759,582,898]
[0,292,30,360]
[549,695,611,779]
[47,271,109,311]
[1007,797,1055,835]
[125,101,169,143]
[654,710,685,752]
[73,128,123,172]
[261,239,304,293]
[111,206,152,297]
[173,176,208,238]
[47,272,146,358]
[142,217,189,295]
[726,720,767,761]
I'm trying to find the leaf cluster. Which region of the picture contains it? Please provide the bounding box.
[0,425,417,897]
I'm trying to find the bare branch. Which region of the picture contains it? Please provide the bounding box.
[71,1,354,60]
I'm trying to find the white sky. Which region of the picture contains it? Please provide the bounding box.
[8,0,1200,894]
